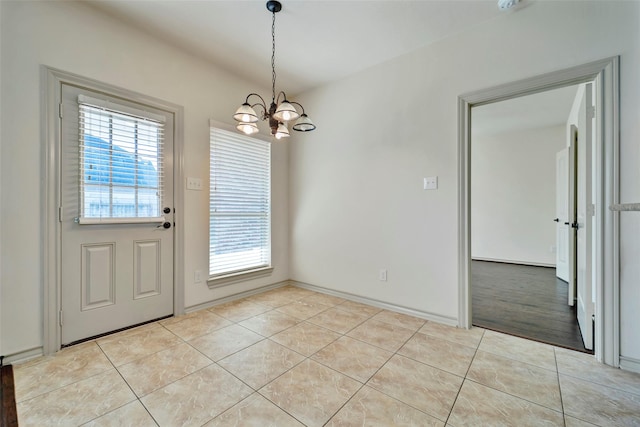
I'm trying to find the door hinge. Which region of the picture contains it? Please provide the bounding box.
[58,206,63,222]
[59,103,64,119]
[59,310,63,326]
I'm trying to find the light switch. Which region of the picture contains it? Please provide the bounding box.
[186,177,203,190]
[424,176,438,190]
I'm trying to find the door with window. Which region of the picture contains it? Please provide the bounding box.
[60,84,174,345]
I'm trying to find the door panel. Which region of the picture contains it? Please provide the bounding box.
[81,243,116,310]
[134,240,162,298]
[576,83,594,350]
[60,84,174,345]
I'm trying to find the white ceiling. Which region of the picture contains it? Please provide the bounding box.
[85,0,575,131]
[85,0,509,95]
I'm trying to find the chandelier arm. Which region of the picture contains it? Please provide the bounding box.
[288,101,306,114]
[275,91,289,104]
[250,103,269,119]
[245,92,268,107]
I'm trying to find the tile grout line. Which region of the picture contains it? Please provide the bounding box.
[319,322,424,425]
[554,348,568,427]
[442,328,485,426]
[346,324,455,423]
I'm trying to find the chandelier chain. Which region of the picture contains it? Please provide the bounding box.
[271,9,276,103]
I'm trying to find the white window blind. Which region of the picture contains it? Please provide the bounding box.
[78,95,165,224]
[209,127,271,277]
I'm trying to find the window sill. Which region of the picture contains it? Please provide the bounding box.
[207,266,274,289]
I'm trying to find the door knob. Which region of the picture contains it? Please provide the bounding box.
[157,222,171,229]
[553,218,560,222]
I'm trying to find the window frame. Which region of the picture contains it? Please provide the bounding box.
[77,95,166,225]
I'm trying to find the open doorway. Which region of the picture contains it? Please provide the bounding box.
[469,84,593,352]
[458,57,620,367]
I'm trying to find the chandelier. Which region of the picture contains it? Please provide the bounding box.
[233,0,316,139]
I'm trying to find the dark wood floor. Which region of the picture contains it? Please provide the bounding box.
[1,364,18,427]
[472,260,590,353]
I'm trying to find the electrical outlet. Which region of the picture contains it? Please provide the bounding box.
[423,176,438,190]
[379,269,387,281]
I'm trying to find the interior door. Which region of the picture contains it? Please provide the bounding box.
[60,83,174,345]
[555,148,570,282]
[576,83,594,350]
[567,128,578,306]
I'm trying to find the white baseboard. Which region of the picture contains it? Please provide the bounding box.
[290,280,458,327]
[472,257,556,268]
[184,280,291,313]
[3,346,44,365]
[620,356,640,374]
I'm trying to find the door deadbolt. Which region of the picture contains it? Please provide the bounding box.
[163,207,171,214]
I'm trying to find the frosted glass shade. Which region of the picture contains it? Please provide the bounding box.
[274,123,290,139]
[272,101,299,122]
[237,122,259,135]
[233,103,259,123]
[292,114,316,132]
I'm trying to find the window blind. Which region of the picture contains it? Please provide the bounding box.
[78,96,164,223]
[209,127,271,277]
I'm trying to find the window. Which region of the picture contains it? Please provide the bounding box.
[78,95,165,223]
[209,126,271,279]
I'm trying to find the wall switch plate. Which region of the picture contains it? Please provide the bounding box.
[187,177,203,190]
[194,269,203,283]
[379,269,387,281]
[423,176,438,190]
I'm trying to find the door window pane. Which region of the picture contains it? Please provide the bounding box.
[79,101,164,220]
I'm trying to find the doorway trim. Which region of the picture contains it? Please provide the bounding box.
[457,57,619,366]
[42,67,186,355]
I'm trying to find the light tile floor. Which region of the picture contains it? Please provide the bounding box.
[13,285,640,426]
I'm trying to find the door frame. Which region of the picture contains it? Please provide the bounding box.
[42,67,186,354]
[458,57,620,366]
[555,147,570,283]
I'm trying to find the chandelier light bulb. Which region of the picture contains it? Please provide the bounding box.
[233,103,259,123]
[237,122,259,135]
[273,100,300,122]
[275,123,290,139]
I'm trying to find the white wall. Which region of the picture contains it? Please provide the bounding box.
[290,1,640,361]
[471,125,565,266]
[0,1,290,358]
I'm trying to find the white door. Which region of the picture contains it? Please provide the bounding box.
[60,84,174,345]
[567,129,577,307]
[576,83,595,350]
[555,148,570,282]
[559,129,579,306]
